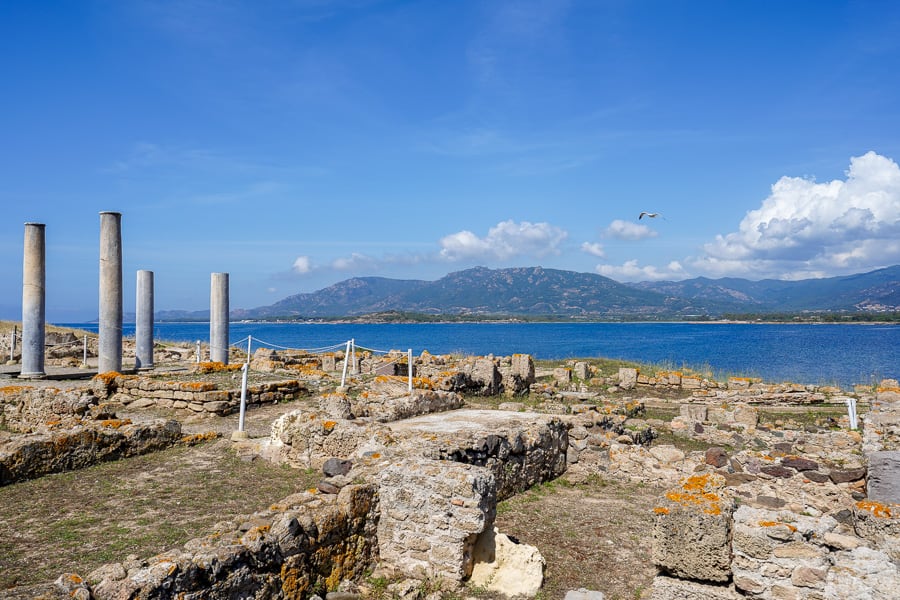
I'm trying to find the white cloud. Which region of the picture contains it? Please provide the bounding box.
[604,219,658,241]
[595,260,687,281]
[580,242,606,257]
[332,252,377,271]
[692,151,900,278]
[292,256,312,274]
[439,220,568,262]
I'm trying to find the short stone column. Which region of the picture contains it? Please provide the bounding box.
[98,211,123,373]
[135,270,154,370]
[20,222,46,378]
[210,272,229,364]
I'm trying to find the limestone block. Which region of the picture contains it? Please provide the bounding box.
[824,547,900,600]
[573,362,590,380]
[732,405,759,428]
[648,575,741,599]
[680,404,708,423]
[377,459,496,581]
[618,368,637,390]
[553,367,572,385]
[867,451,900,504]
[652,474,734,582]
[510,354,535,384]
[469,527,545,597]
[853,499,900,561]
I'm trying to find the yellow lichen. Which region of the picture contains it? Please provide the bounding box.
[856,500,894,518]
[758,520,798,532]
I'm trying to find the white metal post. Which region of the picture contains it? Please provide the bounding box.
[846,398,858,430]
[408,348,413,392]
[351,338,357,374]
[238,362,249,433]
[196,340,201,363]
[9,327,16,362]
[82,335,88,367]
[247,335,253,363]
[340,339,351,387]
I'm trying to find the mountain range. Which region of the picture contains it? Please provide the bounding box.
[157,265,900,321]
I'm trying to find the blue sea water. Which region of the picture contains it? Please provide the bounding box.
[60,321,899,389]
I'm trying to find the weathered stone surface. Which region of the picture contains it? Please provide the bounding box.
[652,474,734,583]
[469,527,545,597]
[618,368,638,390]
[649,575,741,599]
[564,589,606,600]
[705,447,728,468]
[377,459,496,581]
[867,451,900,503]
[681,404,708,423]
[0,419,181,485]
[829,466,867,484]
[352,389,463,422]
[824,547,900,600]
[90,484,378,600]
[781,456,818,472]
[389,409,568,501]
[323,457,353,477]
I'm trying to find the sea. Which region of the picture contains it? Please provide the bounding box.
[59,321,900,390]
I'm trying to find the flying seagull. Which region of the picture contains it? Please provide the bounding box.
[638,211,661,220]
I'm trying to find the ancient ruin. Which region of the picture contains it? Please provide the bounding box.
[1,335,898,599]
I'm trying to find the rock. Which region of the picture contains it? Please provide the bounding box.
[781,456,819,472]
[830,466,867,484]
[867,452,900,503]
[323,457,353,477]
[760,465,795,478]
[470,527,545,598]
[705,447,728,468]
[648,574,741,599]
[317,480,341,494]
[652,474,733,583]
[618,368,637,390]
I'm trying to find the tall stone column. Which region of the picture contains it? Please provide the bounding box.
[135,269,154,370]
[20,222,46,378]
[98,211,123,373]
[210,272,229,364]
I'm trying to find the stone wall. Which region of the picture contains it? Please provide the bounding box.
[0,419,182,485]
[44,484,379,600]
[94,374,307,416]
[649,474,900,599]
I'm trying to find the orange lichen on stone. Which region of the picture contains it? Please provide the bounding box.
[100,419,132,429]
[93,371,122,384]
[181,431,220,445]
[196,362,242,374]
[653,507,670,514]
[856,500,894,518]
[323,421,337,430]
[664,474,726,515]
[0,385,33,395]
[759,520,797,532]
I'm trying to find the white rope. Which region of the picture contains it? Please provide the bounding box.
[228,336,250,348]
[354,344,399,355]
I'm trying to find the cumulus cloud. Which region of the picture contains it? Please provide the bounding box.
[595,260,687,281]
[692,151,900,278]
[439,220,568,262]
[332,252,378,271]
[604,219,658,241]
[580,242,606,257]
[292,256,312,274]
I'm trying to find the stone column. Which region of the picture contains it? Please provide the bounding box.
[210,272,229,364]
[98,211,123,373]
[20,223,46,378]
[135,269,154,370]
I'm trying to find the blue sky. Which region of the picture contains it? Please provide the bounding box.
[2,0,900,321]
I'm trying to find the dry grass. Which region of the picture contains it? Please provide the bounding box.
[0,439,317,589]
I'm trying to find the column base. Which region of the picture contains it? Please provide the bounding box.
[18,372,46,380]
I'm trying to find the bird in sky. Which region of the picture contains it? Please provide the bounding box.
[638,211,662,220]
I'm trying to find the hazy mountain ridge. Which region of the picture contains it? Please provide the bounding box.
[153,265,900,321]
